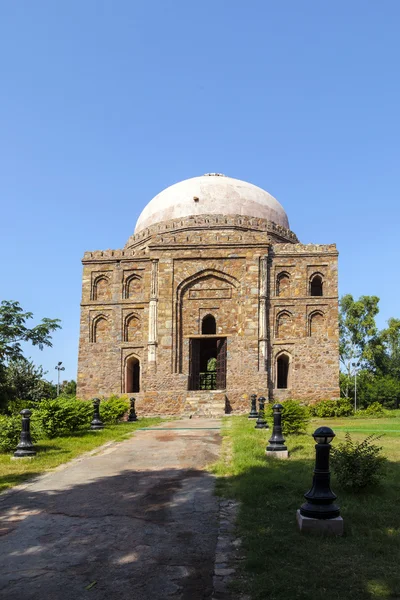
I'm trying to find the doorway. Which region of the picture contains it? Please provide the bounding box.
[189,337,227,390]
[126,356,140,393]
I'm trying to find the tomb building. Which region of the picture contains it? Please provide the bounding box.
[77,173,339,414]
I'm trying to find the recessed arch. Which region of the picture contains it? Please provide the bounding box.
[93,275,110,301]
[276,272,290,297]
[276,351,291,389]
[92,314,109,343]
[201,314,216,335]
[124,313,141,342]
[124,274,142,299]
[309,310,325,337]
[276,310,293,338]
[125,354,140,393]
[310,273,324,296]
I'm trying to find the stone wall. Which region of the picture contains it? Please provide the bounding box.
[77,214,339,413]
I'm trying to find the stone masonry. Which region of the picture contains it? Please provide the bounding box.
[77,208,340,415]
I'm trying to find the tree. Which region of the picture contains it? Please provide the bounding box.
[60,379,77,397]
[339,294,380,396]
[5,358,57,402]
[0,300,61,364]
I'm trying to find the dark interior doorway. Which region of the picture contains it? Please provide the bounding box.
[189,337,227,390]
[277,355,289,389]
[126,356,140,393]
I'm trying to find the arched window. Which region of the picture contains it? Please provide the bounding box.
[93,276,110,301]
[276,311,292,338]
[125,315,140,342]
[310,274,323,297]
[277,272,290,297]
[309,311,325,337]
[126,356,140,393]
[125,275,142,299]
[93,316,108,342]
[202,314,216,335]
[277,354,290,389]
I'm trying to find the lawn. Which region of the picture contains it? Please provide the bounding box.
[212,415,400,600]
[0,417,162,493]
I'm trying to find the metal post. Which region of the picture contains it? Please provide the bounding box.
[266,404,287,453]
[90,398,104,430]
[248,394,259,419]
[128,397,138,422]
[14,409,36,458]
[255,396,268,429]
[299,427,340,519]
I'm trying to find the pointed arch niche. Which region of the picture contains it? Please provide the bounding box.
[276,272,290,297]
[92,315,109,343]
[310,273,324,297]
[124,274,142,299]
[276,351,291,389]
[201,314,216,334]
[276,310,293,338]
[92,275,111,301]
[173,268,238,373]
[124,313,141,342]
[125,355,140,393]
[309,310,325,337]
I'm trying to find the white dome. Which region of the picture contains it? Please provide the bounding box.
[134,174,289,233]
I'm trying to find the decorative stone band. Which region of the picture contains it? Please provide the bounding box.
[124,214,299,249]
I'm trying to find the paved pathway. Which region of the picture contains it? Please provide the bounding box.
[0,419,222,600]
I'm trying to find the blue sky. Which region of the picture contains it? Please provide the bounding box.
[1,1,399,383]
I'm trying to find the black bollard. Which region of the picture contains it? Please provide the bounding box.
[299,427,340,519]
[255,396,268,429]
[14,409,36,458]
[127,397,138,422]
[248,394,259,419]
[90,398,104,430]
[266,403,287,454]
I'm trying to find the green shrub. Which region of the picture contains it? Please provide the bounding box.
[266,399,310,435]
[309,398,354,418]
[0,413,39,453]
[5,398,39,416]
[32,398,92,438]
[356,401,387,418]
[331,433,387,490]
[100,396,129,424]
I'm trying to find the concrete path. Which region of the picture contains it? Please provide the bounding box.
[0,419,222,600]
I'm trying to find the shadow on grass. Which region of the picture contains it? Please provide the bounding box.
[216,451,400,600]
[0,471,43,491]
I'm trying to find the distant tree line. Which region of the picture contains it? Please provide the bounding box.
[0,300,75,412]
[340,294,400,408]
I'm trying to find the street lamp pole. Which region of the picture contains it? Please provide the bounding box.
[351,361,360,412]
[55,361,65,397]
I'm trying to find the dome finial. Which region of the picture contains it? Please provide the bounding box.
[203,173,226,177]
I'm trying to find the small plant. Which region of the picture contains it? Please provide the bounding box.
[309,398,354,418]
[31,398,93,438]
[331,432,387,490]
[266,399,310,434]
[356,402,386,417]
[100,395,130,424]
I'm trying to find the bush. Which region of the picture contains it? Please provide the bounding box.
[0,413,39,453]
[5,398,39,416]
[309,398,354,418]
[331,433,387,490]
[100,396,129,424]
[32,398,92,438]
[355,402,387,418]
[266,399,310,434]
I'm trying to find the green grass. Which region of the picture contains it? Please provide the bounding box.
[0,418,162,493]
[212,415,400,600]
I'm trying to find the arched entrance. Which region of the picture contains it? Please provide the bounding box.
[277,354,289,389]
[126,356,140,393]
